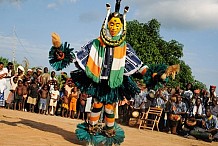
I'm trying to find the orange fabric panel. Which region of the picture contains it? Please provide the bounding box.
[90,115,100,121]
[114,46,126,59]
[93,102,103,108]
[86,56,101,77]
[141,68,147,76]
[105,117,115,123]
[105,104,114,110]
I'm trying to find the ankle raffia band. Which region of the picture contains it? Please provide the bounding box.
[87,123,103,135]
[103,128,116,137]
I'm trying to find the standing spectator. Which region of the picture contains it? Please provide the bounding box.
[4,62,15,106]
[38,85,49,114]
[64,79,74,97]
[192,89,201,106]
[182,83,193,110]
[16,66,25,81]
[206,85,217,109]
[27,78,39,113]
[41,67,50,87]
[201,89,209,108]
[36,68,43,87]
[85,95,93,122]
[22,80,29,111]
[40,67,51,114]
[77,92,87,120]
[6,62,15,77]
[118,96,129,124]
[61,90,69,117]
[49,85,59,115]
[48,71,57,93]
[69,86,78,119]
[24,69,33,83]
[0,62,8,107]
[211,97,218,117]
[5,76,18,109]
[14,80,23,111]
[155,88,168,131]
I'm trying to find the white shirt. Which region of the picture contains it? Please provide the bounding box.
[50,90,59,100]
[0,68,8,77]
[0,78,7,93]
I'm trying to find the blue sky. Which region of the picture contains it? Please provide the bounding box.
[0,0,218,89]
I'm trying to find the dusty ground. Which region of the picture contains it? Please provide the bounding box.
[0,108,217,146]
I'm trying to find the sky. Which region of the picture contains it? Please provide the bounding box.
[0,0,218,89]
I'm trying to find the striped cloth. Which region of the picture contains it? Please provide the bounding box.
[75,38,147,89]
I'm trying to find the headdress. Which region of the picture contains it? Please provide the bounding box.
[210,85,216,90]
[194,89,200,94]
[17,66,24,72]
[27,69,33,72]
[100,0,129,47]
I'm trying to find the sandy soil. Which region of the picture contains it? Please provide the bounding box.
[0,108,217,146]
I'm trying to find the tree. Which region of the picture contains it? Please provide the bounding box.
[126,19,205,90]
[0,57,9,65]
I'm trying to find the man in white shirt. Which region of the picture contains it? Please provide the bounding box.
[0,62,8,107]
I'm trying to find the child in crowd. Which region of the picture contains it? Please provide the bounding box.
[27,78,39,113]
[38,84,49,114]
[69,86,78,119]
[49,85,59,115]
[77,92,87,120]
[14,80,23,110]
[61,90,69,117]
[22,80,29,111]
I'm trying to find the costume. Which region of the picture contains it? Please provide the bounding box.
[48,0,179,145]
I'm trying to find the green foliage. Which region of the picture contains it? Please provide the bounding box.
[56,73,69,90]
[193,80,207,90]
[0,57,9,65]
[126,19,204,90]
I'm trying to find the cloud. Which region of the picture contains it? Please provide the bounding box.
[47,3,57,9]
[47,0,79,9]
[126,0,218,30]
[0,0,25,8]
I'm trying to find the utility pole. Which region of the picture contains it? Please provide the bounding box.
[12,26,16,69]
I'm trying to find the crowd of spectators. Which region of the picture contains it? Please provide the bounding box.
[0,61,217,142]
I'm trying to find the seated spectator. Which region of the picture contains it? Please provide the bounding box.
[203,108,218,141]
[211,97,218,117]
[193,98,205,119]
[170,94,187,134]
[189,108,218,142]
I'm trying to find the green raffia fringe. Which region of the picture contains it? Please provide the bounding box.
[102,123,125,146]
[143,64,168,90]
[76,123,105,145]
[49,42,75,71]
[75,122,125,146]
[70,70,140,103]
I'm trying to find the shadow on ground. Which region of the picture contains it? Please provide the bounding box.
[0,118,85,145]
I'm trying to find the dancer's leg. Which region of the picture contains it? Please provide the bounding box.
[89,101,103,126]
[104,103,116,136]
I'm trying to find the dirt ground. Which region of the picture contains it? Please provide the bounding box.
[0,108,217,146]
